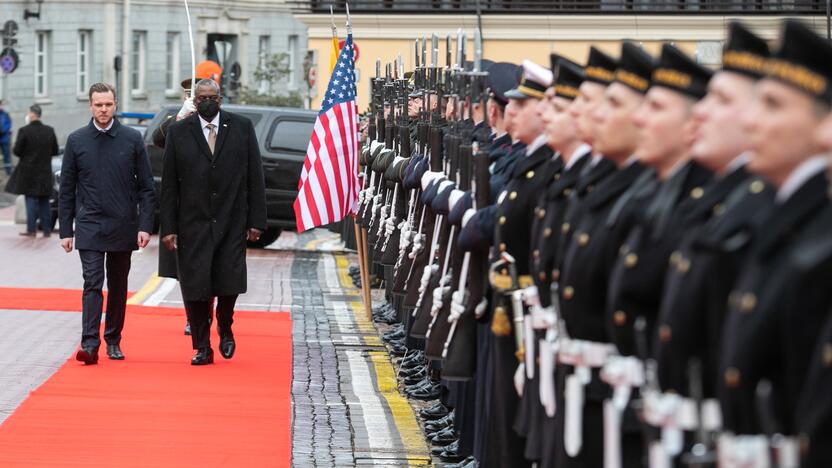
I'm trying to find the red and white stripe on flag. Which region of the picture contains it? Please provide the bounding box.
[293,33,360,232]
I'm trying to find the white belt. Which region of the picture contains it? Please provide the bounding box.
[558,338,616,368]
[559,338,617,458]
[718,433,800,468]
[642,390,722,432]
[601,356,645,468]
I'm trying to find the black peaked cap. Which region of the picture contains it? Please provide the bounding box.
[767,19,832,102]
[722,22,770,79]
[584,46,617,85]
[652,43,712,99]
[553,58,584,100]
[614,42,654,94]
[487,62,522,106]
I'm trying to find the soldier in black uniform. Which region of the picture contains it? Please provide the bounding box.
[516,56,591,467]
[717,20,832,466]
[482,59,559,468]
[646,22,775,465]
[554,41,655,468]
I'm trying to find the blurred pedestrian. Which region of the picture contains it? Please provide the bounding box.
[58,83,156,364]
[4,104,59,237]
[0,100,12,175]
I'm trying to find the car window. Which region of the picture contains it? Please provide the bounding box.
[268,119,312,153]
[236,113,262,127]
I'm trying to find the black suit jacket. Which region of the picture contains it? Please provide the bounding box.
[159,111,266,301]
[5,120,59,197]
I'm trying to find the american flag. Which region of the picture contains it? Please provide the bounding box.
[294,33,360,232]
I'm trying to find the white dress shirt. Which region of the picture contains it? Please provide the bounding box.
[198,112,221,144]
[776,155,829,203]
[94,119,114,132]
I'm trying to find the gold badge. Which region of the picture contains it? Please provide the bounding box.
[625,253,638,269]
[562,286,575,300]
[578,233,590,247]
[491,307,512,337]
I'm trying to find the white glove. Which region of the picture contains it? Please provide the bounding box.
[409,233,425,259]
[177,97,196,120]
[514,363,526,397]
[449,290,466,322]
[418,264,438,294]
[384,215,397,236]
[430,286,446,316]
[398,221,411,251]
[474,297,488,319]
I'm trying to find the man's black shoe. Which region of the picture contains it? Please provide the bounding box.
[431,440,457,456]
[184,321,191,335]
[439,449,465,463]
[429,427,457,445]
[425,413,454,431]
[389,343,408,356]
[191,348,214,365]
[404,371,428,386]
[400,365,427,379]
[448,456,477,468]
[419,402,449,420]
[75,346,99,365]
[219,338,236,359]
[106,344,124,360]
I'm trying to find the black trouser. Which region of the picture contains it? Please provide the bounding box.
[79,250,132,349]
[184,294,237,349]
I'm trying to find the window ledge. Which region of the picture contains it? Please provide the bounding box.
[131,91,148,100]
[77,94,88,102]
[34,97,53,105]
[165,89,181,99]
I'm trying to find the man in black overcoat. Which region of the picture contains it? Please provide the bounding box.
[59,83,156,364]
[159,79,267,365]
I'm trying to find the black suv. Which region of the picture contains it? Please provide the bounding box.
[144,104,316,247]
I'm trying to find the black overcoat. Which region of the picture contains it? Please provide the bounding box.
[5,120,59,197]
[159,111,266,302]
[58,119,155,252]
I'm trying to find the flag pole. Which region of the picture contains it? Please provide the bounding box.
[183,0,196,93]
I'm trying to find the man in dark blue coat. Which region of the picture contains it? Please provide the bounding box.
[59,82,156,364]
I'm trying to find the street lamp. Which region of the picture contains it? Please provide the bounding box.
[24,0,44,21]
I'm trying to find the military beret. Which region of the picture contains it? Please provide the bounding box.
[552,57,585,100]
[584,47,618,85]
[505,59,553,100]
[486,62,523,106]
[614,42,654,94]
[766,19,832,102]
[721,22,770,79]
[651,44,712,99]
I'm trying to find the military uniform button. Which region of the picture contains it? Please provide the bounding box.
[554,173,561,181]
[620,244,630,256]
[509,191,518,200]
[669,250,682,266]
[740,293,757,313]
[749,180,765,194]
[578,233,589,247]
[676,257,691,274]
[526,170,535,179]
[823,343,832,367]
[690,187,704,199]
[713,203,726,216]
[551,269,560,281]
[499,243,507,252]
[625,253,638,268]
[543,227,553,238]
[533,249,540,259]
[586,184,594,193]
[539,271,547,281]
[659,325,672,343]
[613,310,627,326]
[724,367,741,388]
[562,286,574,300]
[499,216,506,225]
[563,188,573,197]
[538,209,546,219]
[728,291,739,307]
[561,223,570,234]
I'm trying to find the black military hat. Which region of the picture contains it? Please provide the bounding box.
[651,44,712,99]
[584,46,617,85]
[505,59,553,100]
[721,22,770,79]
[766,19,832,102]
[553,57,584,100]
[614,42,654,94]
[486,62,522,106]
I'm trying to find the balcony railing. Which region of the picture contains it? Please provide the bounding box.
[290,0,824,14]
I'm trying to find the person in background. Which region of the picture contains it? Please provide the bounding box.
[0,100,12,175]
[5,104,59,237]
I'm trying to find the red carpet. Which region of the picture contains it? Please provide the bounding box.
[0,304,292,468]
[0,287,135,312]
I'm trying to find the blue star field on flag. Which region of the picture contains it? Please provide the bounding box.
[321,34,356,114]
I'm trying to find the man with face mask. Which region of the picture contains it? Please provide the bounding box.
[159,79,267,365]
[646,23,775,465]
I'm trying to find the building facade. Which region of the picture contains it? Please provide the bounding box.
[0,0,308,142]
[294,2,828,111]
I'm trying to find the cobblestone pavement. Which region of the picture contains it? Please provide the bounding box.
[0,215,432,466]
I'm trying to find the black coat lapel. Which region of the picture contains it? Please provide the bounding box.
[188,115,215,161]
[512,145,554,178]
[212,112,233,161]
[754,171,829,259]
[576,157,616,195]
